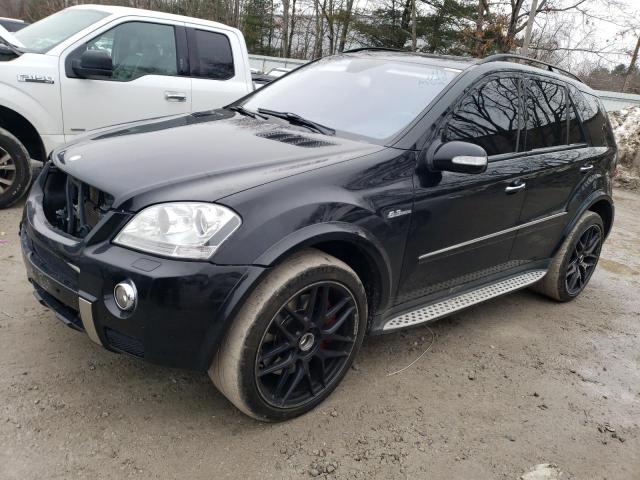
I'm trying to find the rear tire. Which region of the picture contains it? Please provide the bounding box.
[0,128,32,209]
[210,249,367,422]
[533,211,604,302]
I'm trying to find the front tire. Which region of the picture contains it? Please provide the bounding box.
[0,127,32,209]
[534,211,604,302]
[210,249,367,421]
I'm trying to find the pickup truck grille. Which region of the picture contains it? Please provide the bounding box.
[43,166,113,239]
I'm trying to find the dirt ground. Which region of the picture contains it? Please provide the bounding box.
[1,190,639,480]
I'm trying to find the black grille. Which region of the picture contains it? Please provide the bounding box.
[43,165,112,239]
[105,328,144,358]
[257,130,335,148]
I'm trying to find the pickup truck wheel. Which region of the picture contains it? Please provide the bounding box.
[209,249,367,422]
[0,128,32,209]
[533,211,604,302]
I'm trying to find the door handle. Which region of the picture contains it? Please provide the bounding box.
[505,182,526,193]
[580,164,594,173]
[165,91,187,102]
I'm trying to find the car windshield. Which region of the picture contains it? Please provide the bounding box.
[243,56,460,141]
[14,9,110,53]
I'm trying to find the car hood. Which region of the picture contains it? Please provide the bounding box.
[53,110,384,210]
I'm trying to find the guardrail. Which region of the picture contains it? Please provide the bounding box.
[249,54,309,74]
[595,90,640,111]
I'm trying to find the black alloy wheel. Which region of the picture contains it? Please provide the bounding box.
[565,224,603,296]
[255,281,359,409]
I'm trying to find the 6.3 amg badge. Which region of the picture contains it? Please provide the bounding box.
[17,74,55,84]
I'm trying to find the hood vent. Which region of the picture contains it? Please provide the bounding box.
[257,131,335,148]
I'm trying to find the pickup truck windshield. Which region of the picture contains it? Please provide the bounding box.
[14,9,110,53]
[243,56,460,141]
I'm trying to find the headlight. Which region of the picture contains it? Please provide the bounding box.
[113,203,241,260]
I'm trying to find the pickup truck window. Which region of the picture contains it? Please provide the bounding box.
[443,77,521,156]
[190,30,234,80]
[14,9,110,53]
[87,22,178,81]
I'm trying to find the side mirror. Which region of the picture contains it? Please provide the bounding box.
[72,50,113,79]
[428,141,488,174]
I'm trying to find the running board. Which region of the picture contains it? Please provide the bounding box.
[383,270,547,331]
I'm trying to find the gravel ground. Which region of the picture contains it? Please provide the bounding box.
[1,190,639,480]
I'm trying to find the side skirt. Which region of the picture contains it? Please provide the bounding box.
[381,270,547,332]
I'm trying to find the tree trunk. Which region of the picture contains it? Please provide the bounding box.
[338,0,355,52]
[411,0,416,51]
[281,0,290,57]
[623,35,640,93]
[287,0,297,57]
[521,0,539,57]
[314,0,324,58]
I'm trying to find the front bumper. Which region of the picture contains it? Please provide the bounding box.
[20,176,265,371]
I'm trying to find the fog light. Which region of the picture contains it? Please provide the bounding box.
[114,280,137,312]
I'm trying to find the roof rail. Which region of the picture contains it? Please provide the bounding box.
[343,47,405,54]
[343,47,475,63]
[479,54,583,83]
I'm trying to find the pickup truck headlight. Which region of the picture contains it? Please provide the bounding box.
[114,203,241,260]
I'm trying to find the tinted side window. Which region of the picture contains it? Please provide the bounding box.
[444,77,521,156]
[86,22,177,82]
[524,79,567,150]
[569,86,609,146]
[191,30,234,80]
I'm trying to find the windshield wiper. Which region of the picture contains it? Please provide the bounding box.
[0,36,23,56]
[257,108,335,136]
[227,105,267,119]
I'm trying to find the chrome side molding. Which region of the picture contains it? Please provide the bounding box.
[419,211,567,262]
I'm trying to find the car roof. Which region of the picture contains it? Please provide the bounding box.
[67,4,239,32]
[0,17,25,23]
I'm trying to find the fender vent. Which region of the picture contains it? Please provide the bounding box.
[257,131,335,148]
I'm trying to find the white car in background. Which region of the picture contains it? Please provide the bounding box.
[0,4,255,207]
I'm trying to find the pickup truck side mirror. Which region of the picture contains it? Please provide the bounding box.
[426,141,488,174]
[72,50,113,79]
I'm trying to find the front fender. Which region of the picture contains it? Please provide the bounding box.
[255,221,393,303]
[0,55,62,135]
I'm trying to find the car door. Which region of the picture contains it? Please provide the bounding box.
[185,26,253,112]
[60,19,192,137]
[396,74,530,305]
[509,76,592,263]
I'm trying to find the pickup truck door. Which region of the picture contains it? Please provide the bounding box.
[59,19,191,137]
[185,26,253,112]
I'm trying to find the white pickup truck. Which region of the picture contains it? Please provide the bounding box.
[0,5,254,207]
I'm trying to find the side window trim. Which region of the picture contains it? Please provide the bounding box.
[64,20,185,82]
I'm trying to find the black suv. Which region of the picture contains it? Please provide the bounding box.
[20,51,616,421]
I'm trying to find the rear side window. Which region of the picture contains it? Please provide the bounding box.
[567,93,585,144]
[569,86,609,146]
[524,79,567,150]
[190,30,234,80]
[444,77,521,156]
